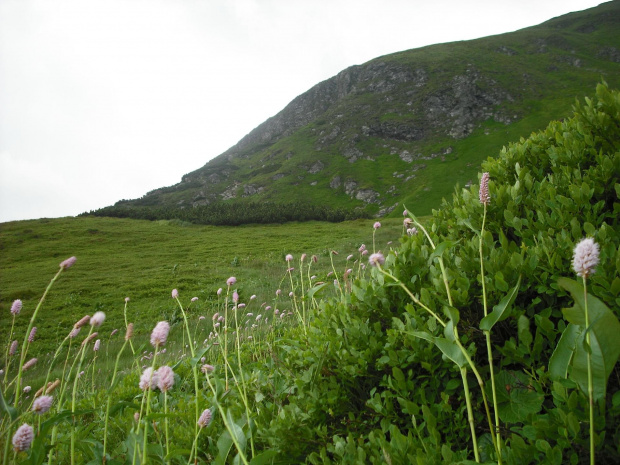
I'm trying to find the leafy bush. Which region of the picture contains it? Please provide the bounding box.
[263,83,620,463]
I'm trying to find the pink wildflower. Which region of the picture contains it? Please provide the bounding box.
[139,367,159,390]
[368,253,385,267]
[572,238,600,278]
[150,321,170,347]
[74,315,91,328]
[301,253,307,262]
[110,329,119,337]
[93,339,101,352]
[346,254,354,261]
[373,222,381,230]
[59,256,76,269]
[22,358,37,371]
[285,254,293,262]
[12,423,34,452]
[125,297,130,303]
[191,297,198,302]
[250,294,256,300]
[172,289,179,298]
[11,299,22,315]
[157,366,175,392]
[217,288,223,296]
[276,289,282,296]
[479,172,491,205]
[125,323,134,341]
[28,327,37,343]
[198,408,212,428]
[226,277,236,287]
[69,327,80,339]
[32,395,53,414]
[201,364,215,374]
[9,340,17,356]
[358,244,366,253]
[90,311,106,327]
[233,291,239,303]
[23,386,31,393]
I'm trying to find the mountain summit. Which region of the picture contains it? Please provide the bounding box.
[105,1,620,220]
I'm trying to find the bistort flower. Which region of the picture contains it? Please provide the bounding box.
[32,395,53,414]
[572,237,600,278]
[479,172,490,205]
[368,253,385,267]
[11,299,22,315]
[150,321,170,347]
[12,423,34,452]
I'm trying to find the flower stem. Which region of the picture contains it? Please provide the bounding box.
[583,276,595,465]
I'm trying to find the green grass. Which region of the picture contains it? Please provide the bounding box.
[0,216,406,362]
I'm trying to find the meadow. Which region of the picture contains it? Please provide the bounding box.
[0,83,619,465]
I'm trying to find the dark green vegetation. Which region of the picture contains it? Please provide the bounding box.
[89,1,620,224]
[1,86,619,463]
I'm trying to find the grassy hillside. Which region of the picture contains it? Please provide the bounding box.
[0,215,403,358]
[93,1,620,222]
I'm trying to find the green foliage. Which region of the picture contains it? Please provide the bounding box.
[83,201,368,226]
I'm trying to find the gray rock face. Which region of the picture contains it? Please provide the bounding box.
[330,176,341,189]
[308,161,324,174]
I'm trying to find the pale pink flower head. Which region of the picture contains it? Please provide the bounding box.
[23,386,31,393]
[125,323,134,341]
[301,253,307,262]
[22,358,37,372]
[9,340,18,356]
[74,315,91,328]
[110,329,119,337]
[373,222,381,230]
[11,299,22,315]
[157,366,175,392]
[226,277,236,287]
[150,321,170,347]
[368,253,385,267]
[191,297,199,302]
[403,210,408,216]
[32,395,53,414]
[12,423,34,452]
[276,289,282,296]
[288,291,294,298]
[285,254,293,262]
[250,294,256,300]
[171,289,179,299]
[572,238,600,278]
[93,339,101,352]
[198,408,212,428]
[201,364,215,374]
[217,288,223,296]
[69,327,81,339]
[404,218,413,227]
[139,367,159,391]
[90,311,106,327]
[232,291,239,303]
[346,254,354,261]
[238,303,246,308]
[125,297,130,303]
[59,256,77,270]
[358,244,366,253]
[407,227,418,236]
[479,172,491,205]
[28,327,37,343]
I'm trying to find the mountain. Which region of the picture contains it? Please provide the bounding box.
[104,1,620,220]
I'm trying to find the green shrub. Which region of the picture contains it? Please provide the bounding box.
[264,83,620,463]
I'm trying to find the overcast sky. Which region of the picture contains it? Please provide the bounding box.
[0,0,606,223]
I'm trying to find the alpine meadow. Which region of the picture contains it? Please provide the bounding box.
[2,3,620,465]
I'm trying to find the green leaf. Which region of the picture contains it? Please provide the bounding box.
[428,240,459,263]
[548,324,581,381]
[480,276,522,331]
[249,450,279,465]
[557,277,620,400]
[495,371,543,423]
[0,385,17,421]
[308,282,328,300]
[408,330,467,368]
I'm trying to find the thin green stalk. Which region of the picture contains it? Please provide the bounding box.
[233,304,255,457]
[461,367,480,462]
[3,314,16,389]
[71,327,95,465]
[203,372,250,465]
[174,297,202,464]
[141,350,159,465]
[479,204,503,464]
[103,338,129,463]
[14,266,66,407]
[583,276,595,465]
